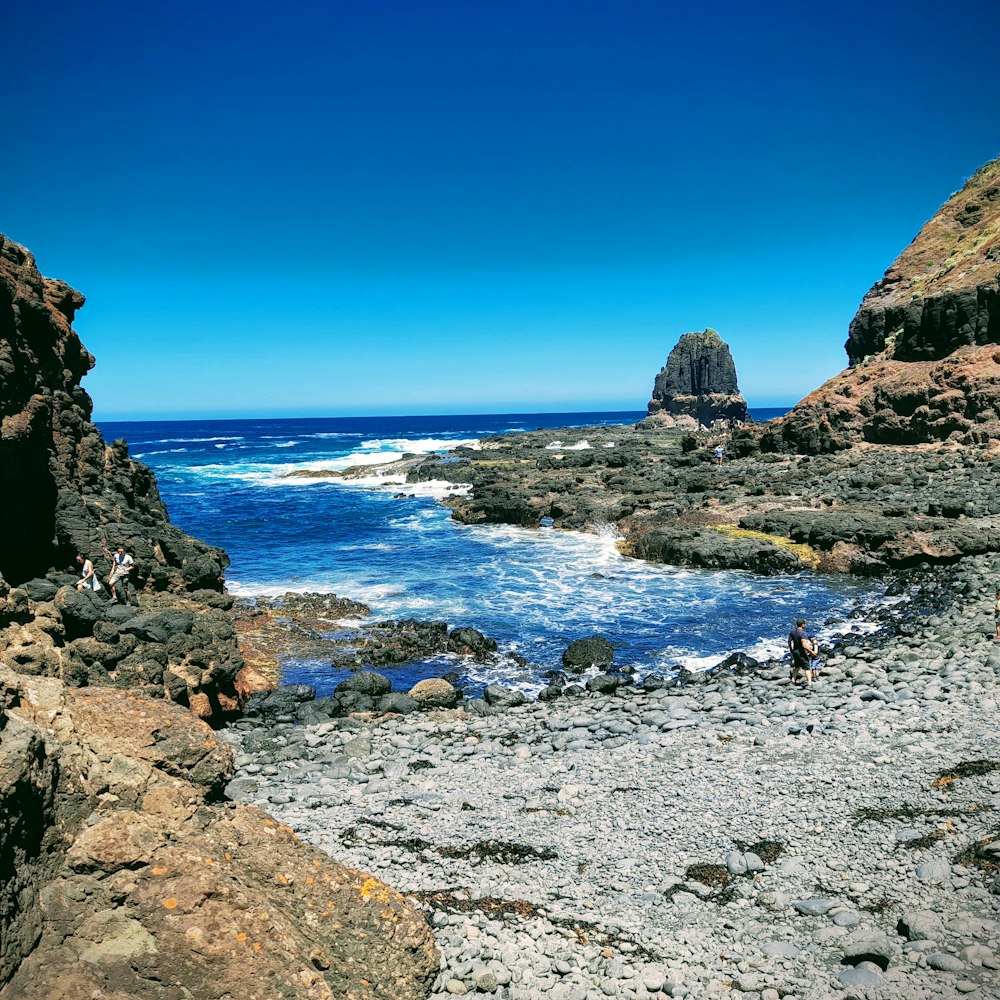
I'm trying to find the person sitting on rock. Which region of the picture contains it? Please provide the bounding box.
[108,545,136,605]
[75,554,101,592]
[788,618,818,686]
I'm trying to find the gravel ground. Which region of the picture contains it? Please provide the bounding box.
[223,554,1000,999]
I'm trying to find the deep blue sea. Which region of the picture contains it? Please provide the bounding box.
[97,410,881,695]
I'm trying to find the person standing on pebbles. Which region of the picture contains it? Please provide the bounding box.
[788,618,819,686]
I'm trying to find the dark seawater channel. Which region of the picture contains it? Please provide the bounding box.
[98,410,882,695]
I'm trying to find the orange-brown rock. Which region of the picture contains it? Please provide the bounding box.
[0,670,439,999]
[0,233,245,719]
[770,157,1000,452]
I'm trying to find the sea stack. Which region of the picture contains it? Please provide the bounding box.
[770,156,1000,453]
[643,328,748,427]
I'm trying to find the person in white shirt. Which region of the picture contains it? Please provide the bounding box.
[75,554,101,591]
[108,545,135,605]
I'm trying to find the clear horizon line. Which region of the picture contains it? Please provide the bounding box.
[93,403,797,425]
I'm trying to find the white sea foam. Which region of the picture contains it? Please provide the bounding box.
[336,476,472,500]
[544,439,591,451]
[182,436,479,489]
[359,437,479,453]
[134,448,190,457]
[274,441,298,448]
[147,436,244,444]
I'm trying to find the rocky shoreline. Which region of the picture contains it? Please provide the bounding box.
[221,553,1000,999]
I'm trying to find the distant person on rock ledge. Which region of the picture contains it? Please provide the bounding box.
[108,545,135,605]
[75,554,101,591]
[994,590,1000,641]
[788,618,819,686]
[714,444,725,465]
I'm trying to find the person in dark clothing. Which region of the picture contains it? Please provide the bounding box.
[788,618,819,686]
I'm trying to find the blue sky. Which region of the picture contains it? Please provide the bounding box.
[3,0,998,420]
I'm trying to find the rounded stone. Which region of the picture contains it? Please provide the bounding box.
[474,970,498,992]
[408,678,460,708]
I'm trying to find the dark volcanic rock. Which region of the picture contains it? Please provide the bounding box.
[644,329,748,427]
[773,157,1000,452]
[336,669,392,697]
[448,626,499,660]
[483,684,527,708]
[0,233,246,718]
[563,636,615,669]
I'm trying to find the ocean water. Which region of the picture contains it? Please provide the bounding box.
[98,410,880,695]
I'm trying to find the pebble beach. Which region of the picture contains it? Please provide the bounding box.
[222,553,1000,1000]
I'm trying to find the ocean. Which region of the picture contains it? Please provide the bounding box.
[97,410,881,695]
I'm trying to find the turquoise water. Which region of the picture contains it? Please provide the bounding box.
[98,411,880,694]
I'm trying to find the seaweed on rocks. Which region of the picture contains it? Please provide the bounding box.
[738,839,786,864]
[853,802,992,826]
[340,827,557,865]
[859,897,899,915]
[932,759,1000,788]
[437,840,558,864]
[953,837,1000,876]
[410,889,663,961]
[897,830,947,849]
[685,863,731,887]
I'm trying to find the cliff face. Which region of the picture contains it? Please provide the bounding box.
[643,329,748,427]
[0,234,246,719]
[0,234,225,589]
[0,234,439,996]
[770,158,1000,453]
[0,670,439,999]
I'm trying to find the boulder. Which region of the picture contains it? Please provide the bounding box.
[408,678,460,708]
[377,692,419,715]
[53,586,105,639]
[0,669,439,999]
[336,670,392,697]
[448,626,499,660]
[586,673,624,694]
[482,685,527,708]
[562,636,614,669]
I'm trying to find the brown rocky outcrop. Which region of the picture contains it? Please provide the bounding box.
[0,669,438,998]
[769,157,1000,453]
[641,329,748,428]
[0,233,244,717]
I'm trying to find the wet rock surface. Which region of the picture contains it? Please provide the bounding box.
[225,552,1000,999]
[379,420,1000,576]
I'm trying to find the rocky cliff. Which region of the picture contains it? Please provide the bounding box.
[642,329,748,428]
[0,233,440,997]
[0,670,438,999]
[0,234,247,719]
[768,157,1000,452]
